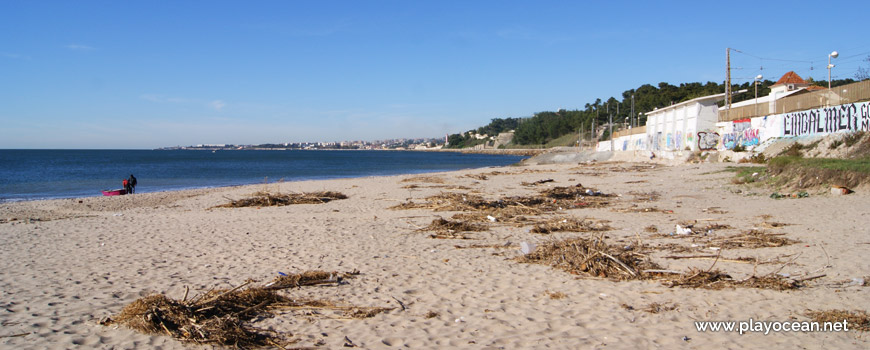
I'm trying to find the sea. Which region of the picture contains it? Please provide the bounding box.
[0,149,526,202]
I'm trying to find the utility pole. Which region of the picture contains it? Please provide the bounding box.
[631,95,635,128]
[594,108,598,143]
[609,112,614,151]
[726,48,731,121]
[609,105,614,152]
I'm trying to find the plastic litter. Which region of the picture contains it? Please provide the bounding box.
[520,242,536,255]
[675,225,693,235]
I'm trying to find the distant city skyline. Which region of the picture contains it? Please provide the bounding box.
[1,1,869,149]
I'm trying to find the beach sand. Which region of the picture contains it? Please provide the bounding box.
[1,161,868,349]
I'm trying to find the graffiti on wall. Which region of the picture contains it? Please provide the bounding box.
[675,131,683,150]
[697,132,719,150]
[686,132,695,149]
[783,101,870,136]
[723,118,760,149]
[666,133,673,150]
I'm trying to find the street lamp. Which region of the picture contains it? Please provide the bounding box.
[828,51,839,90]
[754,74,763,115]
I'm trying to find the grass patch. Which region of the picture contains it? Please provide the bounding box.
[545,133,580,148]
[730,166,767,184]
[769,156,870,173]
[767,156,870,189]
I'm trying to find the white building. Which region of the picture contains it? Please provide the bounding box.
[644,92,726,152]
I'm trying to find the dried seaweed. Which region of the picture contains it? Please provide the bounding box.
[711,229,798,249]
[103,271,385,348]
[518,235,661,280]
[612,206,669,213]
[806,310,870,331]
[401,176,446,184]
[628,191,661,202]
[214,191,347,208]
[419,218,487,233]
[529,217,612,234]
[663,268,801,290]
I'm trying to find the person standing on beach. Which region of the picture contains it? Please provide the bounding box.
[123,178,130,194]
[128,174,137,194]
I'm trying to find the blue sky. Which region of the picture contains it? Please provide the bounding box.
[2,0,868,149]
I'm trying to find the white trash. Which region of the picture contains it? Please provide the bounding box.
[520,242,537,255]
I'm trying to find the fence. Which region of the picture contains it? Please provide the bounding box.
[718,79,870,122]
[611,125,646,139]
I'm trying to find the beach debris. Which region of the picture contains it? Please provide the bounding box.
[674,225,693,235]
[702,207,727,214]
[463,174,489,180]
[214,191,347,208]
[806,310,870,331]
[710,229,798,249]
[539,184,612,200]
[518,235,661,280]
[769,191,809,199]
[520,242,537,255]
[662,268,803,290]
[545,290,567,299]
[453,243,517,250]
[831,186,854,195]
[521,179,554,186]
[344,336,358,347]
[486,215,497,222]
[418,217,486,239]
[622,302,678,314]
[612,205,670,213]
[102,270,389,348]
[529,217,611,234]
[401,175,446,184]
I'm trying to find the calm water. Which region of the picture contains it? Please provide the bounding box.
[0,150,525,202]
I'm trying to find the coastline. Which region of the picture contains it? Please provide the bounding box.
[2,161,868,349]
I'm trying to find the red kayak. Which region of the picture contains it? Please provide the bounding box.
[101,188,128,196]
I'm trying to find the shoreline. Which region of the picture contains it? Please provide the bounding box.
[2,161,868,349]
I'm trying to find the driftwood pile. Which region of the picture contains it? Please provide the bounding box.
[102,271,390,348]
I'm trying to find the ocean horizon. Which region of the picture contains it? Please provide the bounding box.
[0,149,526,202]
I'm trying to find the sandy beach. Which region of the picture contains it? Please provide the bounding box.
[2,160,868,349]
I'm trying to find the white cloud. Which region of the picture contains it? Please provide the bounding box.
[210,100,227,111]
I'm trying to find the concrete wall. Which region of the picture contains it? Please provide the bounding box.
[645,100,720,152]
[600,100,870,154]
[716,100,870,150]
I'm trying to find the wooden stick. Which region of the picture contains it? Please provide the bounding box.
[706,250,722,273]
[599,251,637,277]
[663,254,719,259]
[391,296,407,311]
[194,281,251,306]
[0,333,31,339]
[792,274,826,283]
[643,269,684,275]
